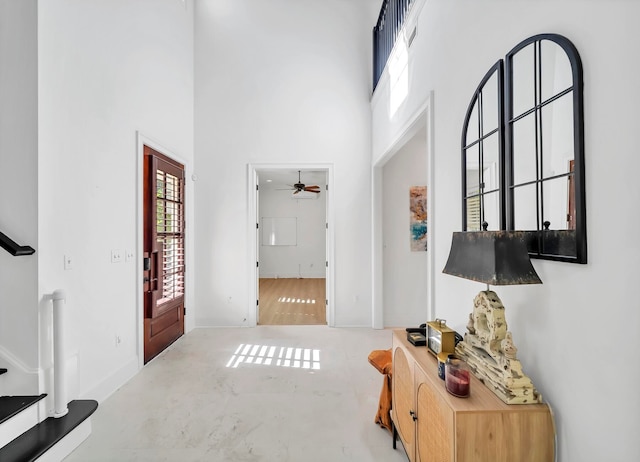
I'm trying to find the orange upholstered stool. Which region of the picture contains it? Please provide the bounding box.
[368,348,393,433]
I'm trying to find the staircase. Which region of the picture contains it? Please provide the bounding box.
[0,369,98,462]
[0,233,98,461]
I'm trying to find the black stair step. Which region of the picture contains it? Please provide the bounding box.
[0,399,98,462]
[0,394,47,425]
[0,368,7,375]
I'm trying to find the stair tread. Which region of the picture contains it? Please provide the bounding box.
[0,394,47,425]
[0,368,7,375]
[0,399,98,462]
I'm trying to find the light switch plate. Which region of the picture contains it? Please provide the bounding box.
[111,249,122,263]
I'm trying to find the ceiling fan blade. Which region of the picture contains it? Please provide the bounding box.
[304,186,320,193]
[276,184,296,191]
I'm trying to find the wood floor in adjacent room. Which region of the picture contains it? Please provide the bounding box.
[259,278,326,325]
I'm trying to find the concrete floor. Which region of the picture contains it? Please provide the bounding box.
[64,325,409,461]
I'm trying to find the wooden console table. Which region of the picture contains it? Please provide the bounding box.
[391,330,555,462]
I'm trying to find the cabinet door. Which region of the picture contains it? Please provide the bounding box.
[416,376,454,462]
[455,411,554,461]
[393,346,416,460]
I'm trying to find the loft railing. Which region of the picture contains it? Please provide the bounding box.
[372,0,414,90]
[0,231,35,256]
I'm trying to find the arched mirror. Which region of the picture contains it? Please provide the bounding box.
[505,33,586,263]
[461,61,505,232]
[460,34,586,263]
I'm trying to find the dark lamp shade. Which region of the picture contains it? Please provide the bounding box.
[442,231,542,286]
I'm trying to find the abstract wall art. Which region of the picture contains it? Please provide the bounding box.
[410,186,427,251]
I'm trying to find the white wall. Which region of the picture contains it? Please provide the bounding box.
[7,2,635,457]
[0,0,39,394]
[259,186,326,279]
[382,128,428,327]
[194,0,381,327]
[372,1,640,460]
[37,0,194,402]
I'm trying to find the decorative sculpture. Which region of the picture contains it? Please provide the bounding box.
[455,290,542,404]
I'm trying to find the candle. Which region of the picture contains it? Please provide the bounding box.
[445,355,470,397]
[446,368,470,397]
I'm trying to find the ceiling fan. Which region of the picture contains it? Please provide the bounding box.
[282,171,320,194]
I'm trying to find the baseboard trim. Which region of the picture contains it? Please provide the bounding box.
[81,356,138,404]
[259,274,326,279]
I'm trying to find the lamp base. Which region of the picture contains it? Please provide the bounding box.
[455,290,542,405]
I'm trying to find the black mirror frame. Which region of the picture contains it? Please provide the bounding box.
[460,34,586,264]
[461,60,505,232]
[504,33,586,264]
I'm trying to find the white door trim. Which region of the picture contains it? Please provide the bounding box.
[371,91,435,328]
[247,163,335,327]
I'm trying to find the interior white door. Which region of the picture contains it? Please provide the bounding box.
[255,174,260,324]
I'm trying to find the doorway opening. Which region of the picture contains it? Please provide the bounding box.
[249,165,334,327]
[372,94,435,328]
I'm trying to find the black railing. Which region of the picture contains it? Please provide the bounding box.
[372,0,414,90]
[0,231,35,256]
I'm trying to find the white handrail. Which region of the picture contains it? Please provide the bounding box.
[48,289,69,418]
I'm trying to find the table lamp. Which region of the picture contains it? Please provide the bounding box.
[442,230,543,404]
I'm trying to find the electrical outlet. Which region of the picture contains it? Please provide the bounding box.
[64,255,73,270]
[115,335,122,347]
[111,249,122,263]
[125,250,134,262]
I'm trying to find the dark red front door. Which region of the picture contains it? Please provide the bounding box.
[143,146,185,364]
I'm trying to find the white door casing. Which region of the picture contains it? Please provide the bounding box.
[247,163,335,327]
